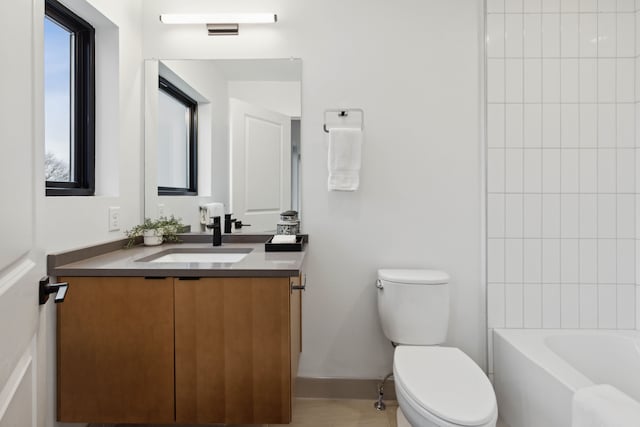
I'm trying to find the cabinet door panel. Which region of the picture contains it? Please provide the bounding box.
[175,277,291,424]
[57,277,174,423]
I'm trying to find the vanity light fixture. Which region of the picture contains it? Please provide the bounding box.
[159,13,277,36]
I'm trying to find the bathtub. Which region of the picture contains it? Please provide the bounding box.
[493,329,640,427]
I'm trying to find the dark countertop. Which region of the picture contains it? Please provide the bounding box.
[49,235,307,278]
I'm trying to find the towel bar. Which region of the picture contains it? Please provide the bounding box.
[323,108,364,133]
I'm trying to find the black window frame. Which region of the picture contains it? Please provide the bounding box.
[157,76,198,196]
[44,0,95,196]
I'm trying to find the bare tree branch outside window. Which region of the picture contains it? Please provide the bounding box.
[45,151,69,181]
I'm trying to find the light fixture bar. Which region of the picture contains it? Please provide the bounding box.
[160,13,277,24]
[207,24,239,36]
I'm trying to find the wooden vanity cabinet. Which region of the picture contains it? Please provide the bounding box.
[57,274,302,425]
[56,276,175,423]
[174,276,302,424]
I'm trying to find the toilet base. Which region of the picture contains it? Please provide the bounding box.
[397,407,412,426]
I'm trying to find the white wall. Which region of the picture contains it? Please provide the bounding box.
[143,0,484,378]
[486,1,638,373]
[228,81,301,117]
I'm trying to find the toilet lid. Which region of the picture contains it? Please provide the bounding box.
[394,346,497,426]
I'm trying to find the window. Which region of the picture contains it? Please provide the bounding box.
[44,0,95,196]
[157,76,198,195]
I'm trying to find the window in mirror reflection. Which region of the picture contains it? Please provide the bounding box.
[157,76,197,195]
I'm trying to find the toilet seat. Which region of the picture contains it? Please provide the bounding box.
[393,346,497,427]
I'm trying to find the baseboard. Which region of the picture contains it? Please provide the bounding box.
[295,376,396,400]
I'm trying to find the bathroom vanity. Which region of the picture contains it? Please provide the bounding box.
[49,237,305,425]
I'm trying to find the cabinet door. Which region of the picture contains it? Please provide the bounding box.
[57,277,174,423]
[175,277,292,424]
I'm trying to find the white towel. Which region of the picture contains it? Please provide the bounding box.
[328,128,362,191]
[572,384,640,427]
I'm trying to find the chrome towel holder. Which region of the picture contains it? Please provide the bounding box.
[323,108,364,133]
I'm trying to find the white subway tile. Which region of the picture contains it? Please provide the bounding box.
[580,195,598,238]
[579,284,598,328]
[488,283,506,328]
[524,0,542,12]
[636,196,640,239]
[598,239,617,283]
[597,149,616,193]
[617,104,635,148]
[617,194,635,238]
[561,14,580,57]
[505,0,524,12]
[561,59,579,103]
[617,59,635,103]
[580,104,598,147]
[617,149,635,194]
[524,15,542,57]
[561,284,580,328]
[488,330,495,373]
[597,14,617,57]
[488,59,505,103]
[542,59,561,103]
[505,283,524,327]
[506,104,524,147]
[542,104,561,147]
[579,59,598,103]
[488,104,505,148]
[524,104,542,147]
[524,194,543,237]
[543,238,561,282]
[617,14,635,57]
[505,239,524,282]
[598,0,617,12]
[505,149,524,192]
[561,104,579,148]
[542,149,561,192]
[543,0,561,12]
[506,59,524,103]
[562,0,580,11]
[579,14,598,57]
[580,0,598,12]
[524,59,542,103]
[488,194,506,238]
[524,239,543,282]
[487,0,505,13]
[488,239,506,283]
[561,238,580,282]
[561,149,580,193]
[488,148,505,192]
[617,285,636,329]
[524,284,543,327]
[524,149,543,192]
[598,194,617,238]
[580,239,598,283]
[542,14,561,57]
[598,104,616,148]
[487,14,505,58]
[561,194,580,238]
[598,285,617,328]
[505,194,524,238]
[505,14,524,58]
[542,283,561,327]
[598,59,616,102]
[543,194,562,238]
[617,239,635,283]
[579,149,598,192]
[618,0,635,12]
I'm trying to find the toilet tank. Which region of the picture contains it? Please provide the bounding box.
[377,269,450,345]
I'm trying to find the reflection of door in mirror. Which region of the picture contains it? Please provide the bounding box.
[144,59,302,233]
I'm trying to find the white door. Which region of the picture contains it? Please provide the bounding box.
[0,0,46,426]
[230,98,292,232]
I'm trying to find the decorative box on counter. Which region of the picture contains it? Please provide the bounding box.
[265,235,306,252]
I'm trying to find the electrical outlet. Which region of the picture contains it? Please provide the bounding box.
[108,207,120,231]
[158,203,165,217]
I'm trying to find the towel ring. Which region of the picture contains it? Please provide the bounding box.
[323,108,364,133]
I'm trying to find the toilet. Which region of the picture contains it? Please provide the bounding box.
[376,269,497,427]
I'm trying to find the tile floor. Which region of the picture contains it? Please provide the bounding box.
[106,398,509,427]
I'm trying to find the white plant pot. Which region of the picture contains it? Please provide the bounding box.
[143,229,163,246]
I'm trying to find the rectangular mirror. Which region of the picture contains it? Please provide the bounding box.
[144,58,302,233]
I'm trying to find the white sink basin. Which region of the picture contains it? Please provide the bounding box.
[138,248,252,264]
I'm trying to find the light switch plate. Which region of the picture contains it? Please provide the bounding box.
[109,207,120,231]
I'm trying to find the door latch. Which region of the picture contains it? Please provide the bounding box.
[39,276,68,305]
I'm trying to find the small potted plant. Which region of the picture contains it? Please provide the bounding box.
[125,215,185,248]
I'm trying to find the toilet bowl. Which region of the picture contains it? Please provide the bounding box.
[376,269,497,427]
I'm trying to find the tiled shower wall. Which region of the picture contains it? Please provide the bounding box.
[486,0,640,372]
